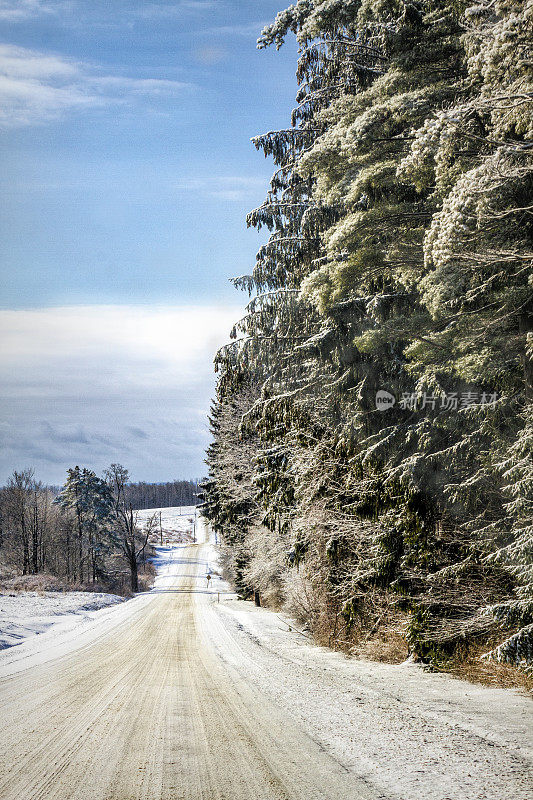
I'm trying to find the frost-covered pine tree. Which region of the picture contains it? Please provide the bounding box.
[55,466,113,584]
[203,0,532,670]
[397,0,533,667]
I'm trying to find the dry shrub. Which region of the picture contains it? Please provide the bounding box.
[244,525,290,608]
[282,564,324,629]
[137,561,157,592]
[0,573,130,596]
[283,566,409,661]
[0,562,156,597]
[217,542,238,585]
[0,562,16,582]
[0,573,67,593]
[430,640,533,692]
[348,604,410,663]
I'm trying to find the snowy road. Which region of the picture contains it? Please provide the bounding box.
[0,520,373,800]
[0,517,530,800]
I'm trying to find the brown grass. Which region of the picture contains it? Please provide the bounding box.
[429,642,533,693]
[0,573,69,593]
[350,628,409,663]
[0,558,158,598]
[137,561,157,593]
[299,595,531,691]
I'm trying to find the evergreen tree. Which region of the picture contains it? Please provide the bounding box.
[398,0,533,665]
[55,466,113,583]
[203,0,532,671]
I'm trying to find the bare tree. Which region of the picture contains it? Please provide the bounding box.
[105,464,156,592]
[4,469,35,574]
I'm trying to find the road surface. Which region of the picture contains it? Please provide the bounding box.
[0,521,377,800]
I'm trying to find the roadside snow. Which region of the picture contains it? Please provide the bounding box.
[0,591,124,651]
[205,597,532,800]
[196,523,533,800]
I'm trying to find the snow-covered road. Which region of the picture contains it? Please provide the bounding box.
[0,516,530,800]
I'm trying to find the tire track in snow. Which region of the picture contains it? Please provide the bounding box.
[0,530,376,800]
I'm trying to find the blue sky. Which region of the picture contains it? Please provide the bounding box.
[0,0,297,484]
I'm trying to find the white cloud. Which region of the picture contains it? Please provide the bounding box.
[0,46,77,79]
[0,1,218,25]
[0,304,241,483]
[135,1,217,18]
[0,44,191,127]
[91,76,190,95]
[0,0,63,22]
[175,174,266,202]
[206,22,267,37]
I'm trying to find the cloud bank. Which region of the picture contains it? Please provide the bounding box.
[0,43,191,126]
[0,305,240,484]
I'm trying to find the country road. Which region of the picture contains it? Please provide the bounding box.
[0,520,376,800]
[0,517,531,800]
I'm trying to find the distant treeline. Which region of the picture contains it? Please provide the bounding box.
[124,480,199,510]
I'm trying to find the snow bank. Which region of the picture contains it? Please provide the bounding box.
[0,591,124,651]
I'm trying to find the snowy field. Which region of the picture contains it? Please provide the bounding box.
[0,591,124,651]
[136,505,198,545]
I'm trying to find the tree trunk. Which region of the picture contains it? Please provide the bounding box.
[130,558,139,593]
[66,527,71,581]
[78,530,83,583]
[22,539,29,575]
[254,590,261,607]
[31,506,39,574]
